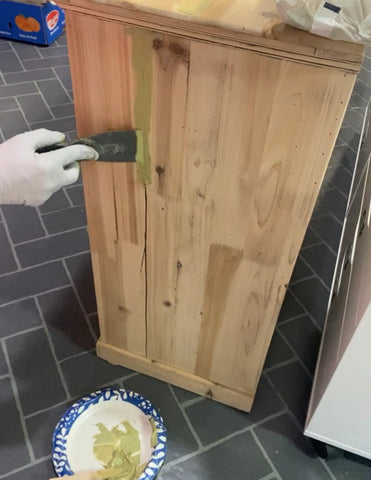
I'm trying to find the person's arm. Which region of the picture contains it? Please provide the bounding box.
[0,128,98,206]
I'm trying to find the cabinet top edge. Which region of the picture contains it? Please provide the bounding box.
[60,0,365,68]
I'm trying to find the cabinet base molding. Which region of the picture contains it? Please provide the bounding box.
[97,340,254,412]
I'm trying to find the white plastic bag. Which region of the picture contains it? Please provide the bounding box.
[275,0,371,44]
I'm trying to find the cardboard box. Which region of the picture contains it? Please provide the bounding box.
[0,0,65,45]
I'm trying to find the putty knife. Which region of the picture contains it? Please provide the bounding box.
[36,130,143,163]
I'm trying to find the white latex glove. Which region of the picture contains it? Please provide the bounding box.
[0,128,98,207]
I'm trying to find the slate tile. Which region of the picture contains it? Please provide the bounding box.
[1,459,55,480]
[0,298,42,337]
[301,226,321,249]
[38,45,68,58]
[349,93,369,109]
[263,329,294,369]
[268,361,312,427]
[42,206,87,234]
[327,165,353,197]
[0,343,8,375]
[26,401,71,458]
[186,376,284,446]
[38,189,71,214]
[255,414,332,480]
[15,228,90,267]
[65,130,77,142]
[31,116,76,133]
[290,256,312,284]
[22,56,69,70]
[277,290,305,323]
[61,350,130,397]
[326,451,371,480]
[50,103,75,118]
[172,386,199,404]
[290,278,329,329]
[353,79,371,99]
[309,215,342,254]
[11,41,41,60]
[0,41,12,52]
[38,287,95,361]
[0,83,38,98]
[0,51,23,73]
[161,431,271,480]
[4,69,56,84]
[0,110,29,139]
[54,65,72,91]
[342,108,367,133]
[330,144,357,174]
[88,313,100,340]
[66,185,85,206]
[312,189,347,223]
[7,329,66,415]
[0,222,17,275]
[123,375,199,461]
[2,205,45,243]
[338,126,361,153]
[301,243,336,288]
[279,316,322,376]
[36,78,70,106]
[0,261,69,305]
[0,97,18,111]
[57,34,68,46]
[65,253,97,314]
[17,93,52,123]
[0,378,30,475]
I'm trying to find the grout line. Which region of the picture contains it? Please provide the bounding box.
[0,373,10,380]
[169,384,203,449]
[250,429,284,480]
[120,372,141,384]
[0,454,51,479]
[0,127,4,142]
[276,313,309,327]
[34,296,72,401]
[59,348,96,365]
[0,284,70,309]
[0,107,19,113]
[264,374,306,434]
[13,96,32,131]
[289,274,316,287]
[263,358,297,375]
[9,43,26,72]
[257,473,281,480]
[14,225,86,246]
[52,68,73,103]
[0,250,91,281]
[64,188,75,207]
[319,458,337,480]
[87,311,98,317]
[287,286,326,332]
[275,328,314,379]
[2,325,44,341]
[35,206,50,236]
[61,258,97,343]
[33,81,57,120]
[180,396,204,409]
[0,207,22,270]
[24,399,69,420]
[296,254,332,293]
[1,338,35,462]
[161,409,287,472]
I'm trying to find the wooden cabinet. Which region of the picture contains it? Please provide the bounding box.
[305,103,371,459]
[58,0,364,411]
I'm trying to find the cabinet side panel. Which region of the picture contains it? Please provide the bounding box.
[146,38,356,395]
[66,12,147,355]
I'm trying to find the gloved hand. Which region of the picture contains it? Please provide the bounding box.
[0,128,98,207]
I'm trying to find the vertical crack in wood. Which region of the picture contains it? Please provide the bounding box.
[144,184,149,357]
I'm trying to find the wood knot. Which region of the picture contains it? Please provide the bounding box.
[153,38,164,50]
[169,43,186,56]
[156,165,165,175]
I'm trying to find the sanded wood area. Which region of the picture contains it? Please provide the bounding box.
[64,7,360,410]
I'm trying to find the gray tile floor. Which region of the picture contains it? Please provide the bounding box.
[0,33,371,480]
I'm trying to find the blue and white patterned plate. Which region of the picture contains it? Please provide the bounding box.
[52,388,167,479]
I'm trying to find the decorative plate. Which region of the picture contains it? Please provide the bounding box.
[52,388,167,479]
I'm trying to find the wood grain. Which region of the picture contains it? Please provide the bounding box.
[58,0,364,71]
[66,13,147,354]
